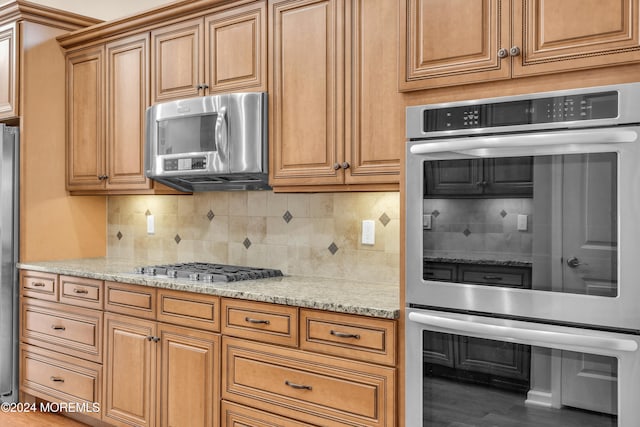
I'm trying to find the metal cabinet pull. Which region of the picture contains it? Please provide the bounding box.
[285,380,312,391]
[330,330,360,339]
[32,282,46,287]
[482,275,503,281]
[244,317,270,325]
[73,288,89,294]
[196,83,210,90]
[51,325,66,331]
[509,46,521,57]
[50,377,65,383]
[497,48,509,58]
[146,335,160,342]
[333,163,342,170]
[341,162,350,169]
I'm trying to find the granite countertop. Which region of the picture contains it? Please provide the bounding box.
[17,258,400,320]
[423,252,532,268]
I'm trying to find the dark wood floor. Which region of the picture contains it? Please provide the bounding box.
[424,375,617,427]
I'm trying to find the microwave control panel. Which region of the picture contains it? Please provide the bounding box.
[164,157,207,171]
[422,90,619,132]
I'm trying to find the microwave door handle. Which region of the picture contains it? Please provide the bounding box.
[408,312,638,353]
[215,108,228,162]
[409,129,638,155]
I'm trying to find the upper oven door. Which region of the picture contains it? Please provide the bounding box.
[406,126,640,330]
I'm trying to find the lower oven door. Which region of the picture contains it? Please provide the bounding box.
[406,307,640,427]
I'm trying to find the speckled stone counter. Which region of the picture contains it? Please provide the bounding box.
[423,253,532,268]
[17,258,400,319]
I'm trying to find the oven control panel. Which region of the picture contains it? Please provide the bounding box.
[163,156,207,171]
[423,91,618,132]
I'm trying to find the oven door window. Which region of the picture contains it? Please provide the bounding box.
[158,113,218,155]
[423,153,617,297]
[422,330,617,426]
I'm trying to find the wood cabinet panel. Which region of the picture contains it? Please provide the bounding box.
[222,401,316,427]
[205,1,266,93]
[103,312,157,427]
[158,323,220,427]
[300,309,396,366]
[59,275,103,309]
[157,289,220,331]
[20,344,102,418]
[151,18,203,103]
[66,45,104,191]
[222,298,298,347]
[0,22,17,119]
[269,0,344,185]
[105,282,156,319]
[106,33,151,190]
[458,264,532,288]
[222,336,395,427]
[20,270,58,302]
[20,299,102,363]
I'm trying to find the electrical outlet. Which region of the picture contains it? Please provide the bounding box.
[517,214,528,231]
[362,220,375,245]
[147,214,155,235]
[423,214,432,230]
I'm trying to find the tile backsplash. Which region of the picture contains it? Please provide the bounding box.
[108,192,400,284]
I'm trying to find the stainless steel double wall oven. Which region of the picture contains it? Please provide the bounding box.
[406,83,640,426]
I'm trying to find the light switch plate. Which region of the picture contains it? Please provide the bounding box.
[147,214,155,235]
[423,214,432,230]
[362,220,375,245]
[517,214,528,231]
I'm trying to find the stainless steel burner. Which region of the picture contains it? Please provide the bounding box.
[133,262,283,282]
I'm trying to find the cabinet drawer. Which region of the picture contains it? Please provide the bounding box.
[21,270,58,301]
[157,289,220,331]
[222,298,298,347]
[222,337,396,427]
[105,281,156,319]
[21,299,102,363]
[59,276,103,309]
[300,309,396,366]
[222,401,316,427]
[458,264,532,288]
[20,344,101,416]
[423,262,456,281]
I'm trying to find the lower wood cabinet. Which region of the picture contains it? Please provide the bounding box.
[222,336,395,427]
[103,312,221,427]
[222,401,314,427]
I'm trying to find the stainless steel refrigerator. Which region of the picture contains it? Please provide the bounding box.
[0,124,18,403]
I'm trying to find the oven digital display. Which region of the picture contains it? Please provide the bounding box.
[423,91,618,132]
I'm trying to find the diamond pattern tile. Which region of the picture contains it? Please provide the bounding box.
[328,242,339,255]
[379,212,390,227]
[432,210,440,218]
[174,234,181,244]
[116,231,123,240]
[500,210,508,218]
[243,238,252,249]
[145,209,152,216]
[207,210,215,221]
[283,210,293,223]
[463,228,471,237]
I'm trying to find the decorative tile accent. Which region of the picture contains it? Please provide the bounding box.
[500,210,508,218]
[207,210,215,221]
[243,238,252,249]
[145,209,152,216]
[283,210,293,223]
[379,213,390,227]
[328,242,339,255]
[432,210,440,218]
[174,234,181,244]
[463,228,471,237]
[116,231,123,240]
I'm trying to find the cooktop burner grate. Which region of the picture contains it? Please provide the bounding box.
[133,262,283,282]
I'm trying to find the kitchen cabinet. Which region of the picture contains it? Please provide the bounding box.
[268,0,401,191]
[424,261,532,289]
[151,1,266,103]
[400,0,640,91]
[0,22,17,119]
[424,157,533,198]
[102,283,221,427]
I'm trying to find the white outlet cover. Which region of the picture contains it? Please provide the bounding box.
[147,214,155,235]
[362,220,375,245]
[517,214,528,231]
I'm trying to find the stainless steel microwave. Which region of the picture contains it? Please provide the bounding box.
[145,92,269,191]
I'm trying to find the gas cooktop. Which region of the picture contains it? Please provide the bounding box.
[133,262,283,283]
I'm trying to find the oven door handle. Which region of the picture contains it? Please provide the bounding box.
[409,129,638,155]
[408,312,638,352]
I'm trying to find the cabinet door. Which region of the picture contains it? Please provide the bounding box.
[151,18,203,103]
[424,159,484,196]
[344,0,400,184]
[66,46,105,191]
[106,34,151,191]
[205,1,266,93]
[399,0,511,91]
[103,313,156,427]
[455,336,531,383]
[158,323,220,427]
[423,331,455,367]
[513,0,640,77]
[484,157,533,196]
[269,0,345,186]
[0,22,17,119]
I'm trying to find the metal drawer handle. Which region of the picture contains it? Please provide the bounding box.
[51,325,66,331]
[50,376,65,383]
[330,330,361,339]
[73,288,89,294]
[424,272,435,276]
[32,282,46,287]
[483,275,503,281]
[244,317,270,325]
[285,380,312,391]
[146,336,160,342]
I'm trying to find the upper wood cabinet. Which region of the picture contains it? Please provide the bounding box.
[0,22,17,119]
[269,0,401,190]
[400,0,640,91]
[151,1,266,103]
